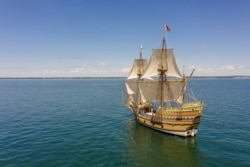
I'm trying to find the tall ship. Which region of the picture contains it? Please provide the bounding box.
[124,26,205,137]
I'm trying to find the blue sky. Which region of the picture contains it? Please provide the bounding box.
[0,0,250,77]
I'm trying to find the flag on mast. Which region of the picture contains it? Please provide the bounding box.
[164,24,170,31]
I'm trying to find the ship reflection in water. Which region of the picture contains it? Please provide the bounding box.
[121,119,204,166]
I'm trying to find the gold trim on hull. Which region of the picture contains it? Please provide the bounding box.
[132,102,204,137]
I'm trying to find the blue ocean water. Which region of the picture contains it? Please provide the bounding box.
[0,78,249,167]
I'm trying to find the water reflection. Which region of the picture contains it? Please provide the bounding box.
[121,119,204,166]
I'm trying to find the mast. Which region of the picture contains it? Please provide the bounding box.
[181,68,195,105]
[157,26,169,123]
[137,44,144,79]
[137,44,144,105]
[181,73,186,106]
[160,38,166,119]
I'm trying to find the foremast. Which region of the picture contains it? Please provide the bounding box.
[125,44,147,114]
[136,44,145,106]
[137,44,144,79]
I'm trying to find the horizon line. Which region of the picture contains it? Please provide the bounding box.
[0,75,250,79]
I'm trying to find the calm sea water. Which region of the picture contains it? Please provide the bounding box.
[0,78,249,167]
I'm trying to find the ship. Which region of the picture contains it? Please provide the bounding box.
[124,26,205,137]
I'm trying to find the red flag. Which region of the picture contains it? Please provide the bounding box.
[164,25,170,31]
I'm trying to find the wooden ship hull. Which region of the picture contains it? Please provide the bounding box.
[131,102,204,137]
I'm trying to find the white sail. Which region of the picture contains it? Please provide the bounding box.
[125,80,143,104]
[125,81,137,106]
[125,80,138,94]
[138,80,184,104]
[142,49,182,79]
[162,80,184,104]
[127,59,147,79]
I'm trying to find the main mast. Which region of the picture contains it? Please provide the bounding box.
[158,37,167,122]
[157,25,169,122]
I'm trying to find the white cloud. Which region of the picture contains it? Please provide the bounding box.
[70,65,98,75]
[68,63,123,77]
[97,62,106,66]
[186,64,250,76]
[70,67,84,73]
[120,67,131,73]
[1,63,249,77]
[221,65,235,70]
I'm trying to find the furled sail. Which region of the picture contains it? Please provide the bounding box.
[127,59,147,79]
[141,49,182,79]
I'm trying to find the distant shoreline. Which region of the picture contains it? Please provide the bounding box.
[0,77,126,80]
[0,76,250,80]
